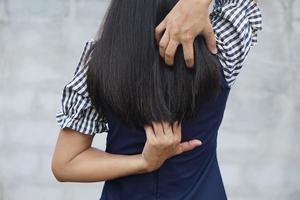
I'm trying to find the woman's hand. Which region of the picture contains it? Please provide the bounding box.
[155,0,217,68]
[142,121,202,172]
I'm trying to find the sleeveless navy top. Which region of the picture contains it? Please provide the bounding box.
[55,0,262,199]
[100,59,230,200]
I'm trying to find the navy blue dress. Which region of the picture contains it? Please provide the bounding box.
[55,0,262,199]
[100,59,230,200]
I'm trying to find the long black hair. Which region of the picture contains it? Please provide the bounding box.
[86,0,221,129]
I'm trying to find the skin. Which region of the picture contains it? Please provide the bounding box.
[51,122,202,182]
[51,0,213,182]
[155,0,217,68]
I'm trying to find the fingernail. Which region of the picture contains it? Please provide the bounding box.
[195,140,202,146]
[212,48,218,54]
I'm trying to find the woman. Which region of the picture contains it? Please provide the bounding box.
[52,0,262,199]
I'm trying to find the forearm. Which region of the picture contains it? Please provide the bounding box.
[54,147,148,182]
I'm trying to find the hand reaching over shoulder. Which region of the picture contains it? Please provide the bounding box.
[155,0,217,68]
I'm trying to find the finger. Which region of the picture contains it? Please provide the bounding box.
[159,122,166,135]
[144,125,156,141]
[177,139,202,154]
[172,121,182,141]
[161,121,173,137]
[164,39,179,66]
[182,41,195,68]
[152,121,164,138]
[155,19,167,44]
[202,23,217,54]
[159,29,170,58]
[150,123,156,136]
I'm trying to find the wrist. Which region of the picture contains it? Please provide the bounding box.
[136,153,154,173]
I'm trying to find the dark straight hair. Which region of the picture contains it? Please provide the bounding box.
[86,0,221,129]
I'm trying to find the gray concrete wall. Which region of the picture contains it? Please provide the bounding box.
[0,0,299,199]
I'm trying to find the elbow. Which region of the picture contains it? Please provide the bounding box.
[51,160,68,182]
[52,168,66,182]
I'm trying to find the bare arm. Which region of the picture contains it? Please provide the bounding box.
[51,122,202,183]
[51,128,148,182]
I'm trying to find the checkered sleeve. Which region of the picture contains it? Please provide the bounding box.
[211,0,263,87]
[55,39,109,135]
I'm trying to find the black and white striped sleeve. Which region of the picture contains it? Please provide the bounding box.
[210,0,263,87]
[55,39,109,135]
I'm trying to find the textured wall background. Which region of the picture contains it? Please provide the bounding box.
[0,0,299,200]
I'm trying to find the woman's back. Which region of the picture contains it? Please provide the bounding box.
[101,59,230,199]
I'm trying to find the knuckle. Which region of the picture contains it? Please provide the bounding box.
[185,57,193,63]
[165,51,173,58]
[172,32,180,39]
[155,26,160,33]
[159,41,166,49]
[170,28,180,37]
[182,34,193,43]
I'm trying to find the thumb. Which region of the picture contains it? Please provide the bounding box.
[176,139,202,154]
[202,23,217,54]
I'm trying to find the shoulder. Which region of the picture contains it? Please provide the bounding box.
[210,0,262,87]
[55,38,109,135]
[73,38,96,76]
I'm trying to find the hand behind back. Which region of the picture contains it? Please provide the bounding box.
[142,121,202,172]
